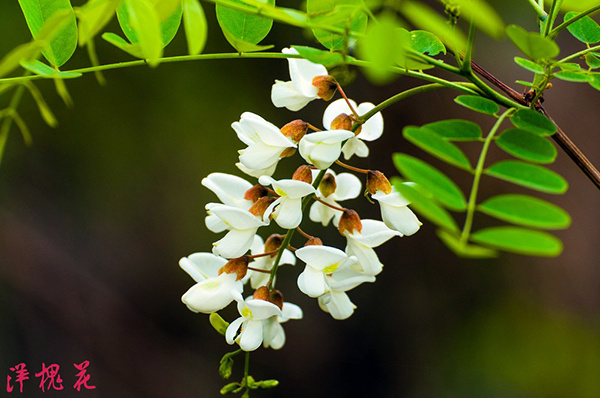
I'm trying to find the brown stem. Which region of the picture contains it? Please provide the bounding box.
[313,195,346,212]
[287,245,297,252]
[296,227,314,240]
[247,250,279,259]
[307,123,322,132]
[335,159,369,174]
[336,82,360,119]
[247,266,271,274]
[470,60,528,106]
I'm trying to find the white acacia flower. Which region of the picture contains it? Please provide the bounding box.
[344,219,401,276]
[202,173,254,232]
[244,235,296,289]
[226,298,283,351]
[263,302,303,350]
[296,245,357,298]
[258,176,315,229]
[179,253,243,314]
[206,203,267,258]
[271,48,328,111]
[318,268,375,320]
[299,130,355,169]
[372,188,422,236]
[232,112,296,177]
[323,98,384,159]
[309,169,362,226]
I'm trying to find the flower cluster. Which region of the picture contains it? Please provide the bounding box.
[179,48,421,356]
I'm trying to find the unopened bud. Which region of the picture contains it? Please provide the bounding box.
[249,196,275,218]
[319,173,337,197]
[270,290,284,310]
[253,286,270,301]
[292,165,313,183]
[244,184,268,202]
[330,113,353,131]
[219,256,249,280]
[366,170,392,195]
[338,209,362,235]
[281,120,308,143]
[305,237,323,246]
[209,313,230,336]
[220,382,240,394]
[280,147,297,158]
[264,234,285,256]
[312,75,338,101]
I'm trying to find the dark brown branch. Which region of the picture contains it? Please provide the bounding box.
[470,60,528,106]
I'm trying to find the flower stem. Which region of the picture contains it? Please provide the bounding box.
[243,351,250,391]
[247,266,271,274]
[550,4,600,38]
[296,227,314,240]
[555,43,600,65]
[336,82,360,119]
[306,123,322,132]
[335,159,369,174]
[526,0,548,20]
[247,250,279,259]
[312,195,346,212]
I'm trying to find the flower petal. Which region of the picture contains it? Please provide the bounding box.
[295,245,350,270]
[283,47,327,97]
[205,214,228,233]
[236,161,278,178]
[263,320,286,349]
[207,204,264,230]
[346,240,383,276]
[212,228,257,258]
[341,137,369,159]
[379,204,422,236]
[246,299,283,319]
[280,302,303,322]
[272,197,303,229]
[309,200,336,226]
[271,80,313,111]
[181,273,241,313]
[180,253,227,282]
[201,173,253,210]
[328,267,376,291]
[239,142,284,171]
[235,112,294,148]
[297,266,328,298]
[318,291,356,320]
[226,317,245,344]
[356,102,384,141]
[332,172,362,201]
[348,219,401,247]
[239,319,265,351]
[322,98,357,129]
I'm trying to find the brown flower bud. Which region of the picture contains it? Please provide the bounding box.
[249,196,275,218]
[305,237,323,246]
[292,165,313,184]
[219,256,249,280]
[244,184,268,202]
[312,75,338,101]
[366,170,392,195]
[281,120,308,143]
[253,286,271,301]
[280,147,297,158]
[269,290,284,310]
[338,209,362,235]
[264,234,285,257]
[330,113,353,131]
[319,173,337,198]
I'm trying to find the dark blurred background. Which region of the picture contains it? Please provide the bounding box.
[1,0,599,396]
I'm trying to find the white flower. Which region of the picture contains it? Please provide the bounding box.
[226,298,283,351]
[317,268,375,320]
[271,48,328,111]
[299,130,355,169]
[245,235,296,289]
[323,98,384,160]
[309,169,362,226]
[344,219,401,276]
[296,245,357,298]
[258,175,315,229]
[232,112,296,177]
[180,253,243,313]
[202,173,254,232]
[263,302,303,350]
[372,188,422,236]
[206,203,267,258]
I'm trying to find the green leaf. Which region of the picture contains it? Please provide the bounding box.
[478,194,571,229]
[556,0,600,12]
[506,24,560,60]
[470,226,563,257]
[514,56,545,74]
[437,229,498,259]
[20,59,81,78]
[585,53,600,69]
[18,0,78,67]
[485,160,568,194]
[403,126,472,170]
[393,153,467,211]
[0,41,44,78]
[451,0,505,40]
[410,30,446,56]
[293,46,345,68]
[307,0,368,50]
[554,70,590,82]
[510,109,556,136]
[183,0,207,55]
[454,95,499,115]
[209,313,230,335]
[391,179,460,233]
[515,80,535,87]
[24,82,58,127]
[422,119,482,141]
[118,0,164,65]
[558,62,581,71]
[564,11,600,44]
[589,72,600,90]
[118,0,182,48]
[76,0,121,46]
[102,32,144,58]
[217,0,275,52]
[495,128,557,164]
[221,30,274,52]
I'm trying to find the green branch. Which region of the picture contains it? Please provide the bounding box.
[555,43,600,65]
[526,0,548,20]
[0,83,27,164]
[550,4,600,38]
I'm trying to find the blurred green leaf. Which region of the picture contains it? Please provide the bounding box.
[585,52,600,69]
[102,32,144,58]
[209,313,230,335]
[410,30,446,56]
[564,11,600,44]
[18,0,78,67]
[454,95,499,115]
[393,153,467,211]
[20,59,81,78]
[471,226,563,256]
[506,24,560,60]
[0,41,44,78]
[308,0,367,50]
[24,81,58,127]
[217,0,274,52]
[452,0,505,40]
[118,0,164,65]
[293,46,345,67]
[496,128,557,164]
[423,119,482,141]
[510,109,556,136]
[437,229,498,258]
[403,126,472,171]
[183,0,207,55]
[589,72,600,90]
[555,0,600,11]
[76,0,121,46]
[485,160,568,194]
[514,56,545,73]
[554,70,590,82]
[478,194,571,229]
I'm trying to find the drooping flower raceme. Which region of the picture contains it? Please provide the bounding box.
[271,48,329,111]
[258,175,315,229]
[343,219,401,276]
[322,98,384,160]
[317,268,375,320]
[232,112,296,177]
[372,188,422,236]
[226,297,283,351]
[180,253,244,314]
[262,302,303,349]
[309,169,362,226]
[299,130,355,169]
[245,235,296,289]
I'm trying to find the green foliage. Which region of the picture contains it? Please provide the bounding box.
[307,0,368,50]
[217,0,275,52]
[471,226,563,256]
[117,0,165,65]
[393,153,467,211]
[402,126,472,171]
[18,0,78,67]
[478,194,571,229]
[219,351,236,379]
[183,0,208,55]
[484,160,568,194]
[510,109,556,136]
[451,0,505,40]
[495,128,557,164]
[0,42,44,78]
[409,30,446,56]
[76,0,121,46]
[506,25,560,60]
[454,95,499,115]
[514,57,545,74]
[422,119,482,141]
[102,32,143,58]
[437,230,498,259]
[293,46,346,68]
[20,59,81,78]
[209,313,230,335]
[585,53,600,69]
[554,70,590,82]
[564,11,600,44]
